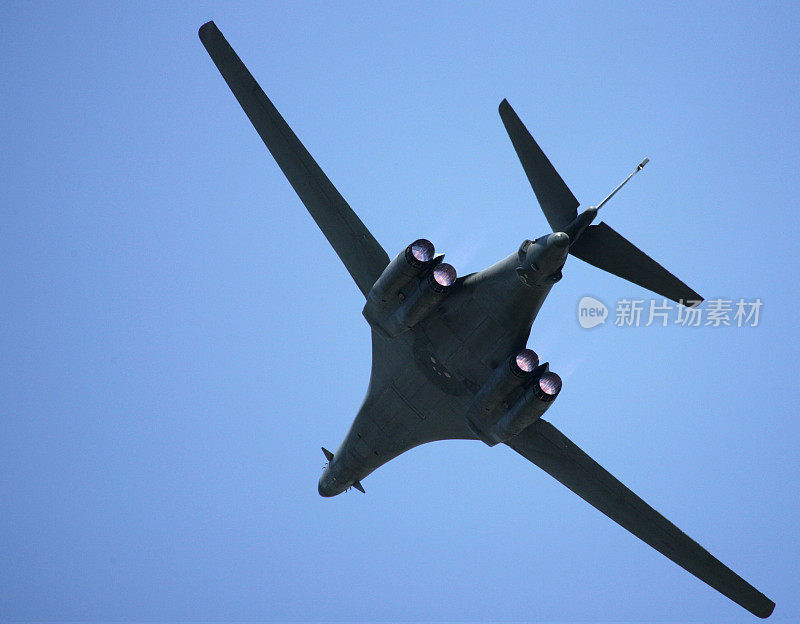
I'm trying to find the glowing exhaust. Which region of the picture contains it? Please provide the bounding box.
[535,371,562,400]
[514,349,539,375]
[409,239,435,264]
[432,263,457,288]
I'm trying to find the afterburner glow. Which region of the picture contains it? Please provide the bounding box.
[432,263,456,287]
[538,372,562,396]
[410,239,435,263]
[515,349,539,373]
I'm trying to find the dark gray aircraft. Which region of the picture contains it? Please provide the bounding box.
[199,21,774,619]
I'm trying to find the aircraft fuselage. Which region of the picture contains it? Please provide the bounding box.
[319,232,569,496]
[201,21,773,617]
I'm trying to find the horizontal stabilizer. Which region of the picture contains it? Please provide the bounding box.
[351,480,365,494]
[321,447,334,461]
[569,222,703,306]
[499,99,579,232]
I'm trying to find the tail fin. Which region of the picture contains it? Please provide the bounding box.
[499,99,578,232]
[569,223,703,306]
[499,99,703,306]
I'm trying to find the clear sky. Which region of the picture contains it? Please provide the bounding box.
[2,1,799,622]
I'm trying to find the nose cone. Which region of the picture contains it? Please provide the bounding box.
[547,231,570,248]
[318,472,336,497]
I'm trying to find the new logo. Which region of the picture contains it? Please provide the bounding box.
[578,296,608,329]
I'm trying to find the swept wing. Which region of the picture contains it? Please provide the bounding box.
[506,419,774,618]
[199,21,389,296]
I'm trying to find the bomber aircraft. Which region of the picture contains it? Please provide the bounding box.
[199,21,774,619]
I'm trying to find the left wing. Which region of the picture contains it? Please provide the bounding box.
[506,419,774,618]
[199,21,390,296]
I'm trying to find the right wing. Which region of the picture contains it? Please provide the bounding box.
[506,419,774,618]
[199,21,390,297]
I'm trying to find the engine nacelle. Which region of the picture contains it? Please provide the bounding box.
[379,262,457,337]
[364,239,457,338]
[465,349,539,437]
[368,239,435,306]
[488,369,562,443]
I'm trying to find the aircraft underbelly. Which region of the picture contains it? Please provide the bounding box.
[344,336,476,475]
[337,281,550,483]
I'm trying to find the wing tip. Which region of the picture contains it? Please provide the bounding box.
[499,98,516,121]
[198,20,218,42]
[680,295,704,308]
[754,598,775,619]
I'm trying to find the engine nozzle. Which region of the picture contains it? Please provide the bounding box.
[513,349,539,376]
[407,239,435,265]
[430,262,457,289]
[534,371,562,401]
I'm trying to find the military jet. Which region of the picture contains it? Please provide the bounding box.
[199,21,774,619]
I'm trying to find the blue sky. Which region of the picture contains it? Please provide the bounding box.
[2,1,799,621]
